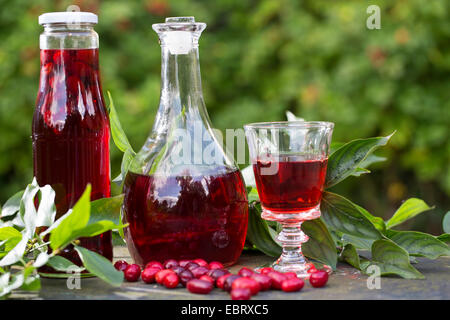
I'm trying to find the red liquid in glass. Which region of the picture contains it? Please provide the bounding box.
[122,169,248,266]
[253,159,328,214]
[32,49,112,265]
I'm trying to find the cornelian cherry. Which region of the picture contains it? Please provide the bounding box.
[223,275,241,292]
[251,273,272,291]
[114,260,129,271]
[185,262,200,271]
[179,260,192,268]
[193,259,209,267]
[155,269,176,284]
[187,279,213,294]
[191,266,209,278]
[124,264,141,282]
[231,288,251,300]
[141,267,160,284]
[216,274,232,289]
[163,273,180,289]
[145,261,163,270]
[199,275,215,284]
[209,261,224,270]
[309,270,329,288]
[259,267,274,275]
[267,271,287,290]
[238,267,254,277]
[281,278,305,292]
[179,269,195,286]
[231,277,260,296]
[163,259,179,269]
[207,269,229,281]
[284,272,298,279]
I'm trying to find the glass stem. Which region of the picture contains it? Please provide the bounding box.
[278,222,308,263]
[272,221,312,276]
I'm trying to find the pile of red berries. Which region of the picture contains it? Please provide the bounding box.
[114,259,329,300]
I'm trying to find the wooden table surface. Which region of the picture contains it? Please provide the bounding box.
[11,246,450,300]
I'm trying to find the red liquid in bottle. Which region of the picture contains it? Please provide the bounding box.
[122,169,248,266]
[253,159,328,214]
[32,49,112,264]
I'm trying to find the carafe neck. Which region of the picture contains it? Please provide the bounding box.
[160,44,203,110]
[152,17,207,129]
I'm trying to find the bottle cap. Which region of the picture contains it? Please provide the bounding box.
[38,12,98,25]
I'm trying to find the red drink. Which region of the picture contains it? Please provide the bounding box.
[32,48,112,263]
[253,159,328,214]
[122,169,248,266]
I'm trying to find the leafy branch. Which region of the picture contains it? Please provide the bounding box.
[0,180,125,298]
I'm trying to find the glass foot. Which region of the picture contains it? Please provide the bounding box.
[272,259,312,278]
[257,206,334,279]
[255,261,333,279]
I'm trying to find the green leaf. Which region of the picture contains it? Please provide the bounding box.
[50,185,92,250]
[302,218,338,270]
[340,233,373,250]
[325,133,393,188]
[365,239,424,279]
[386,198,434,229]
[74,245,123,286]
[386,230,450,259]
[107,91,135,154]
[0,227,22,258]
[107,91,135,186]
[321,192,383,242]
[35,184,56,228]
[69,221,126,240]
[19,180,40,239]
[21,274,40,291]
[329,142,344,154]
[33,252,50,268]
[247,187,260,203]
[246,202,281,257]
[46,256,84,273]
[0,190,24,218]
[112,149,136,187]
[89,195,124,226]
[285,110,304,122]
[354,203,386,232]
[0,272,24,297]
[443,211,450,234]
[121,149,135,179]
[350,167,371,177]
[358,154,387,169]
[437,234,450,244]
[340,244,362,269]
[19,266,41,291]
[0,237,28,267]
[0,227,21,241]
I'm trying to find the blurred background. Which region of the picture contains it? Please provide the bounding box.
[0,0,448,234]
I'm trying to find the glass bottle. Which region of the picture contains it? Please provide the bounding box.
[32,12,112,265]
[122,17,248,266]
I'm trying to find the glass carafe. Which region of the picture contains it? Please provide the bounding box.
[122,17,248,266]
[33,12,112,266]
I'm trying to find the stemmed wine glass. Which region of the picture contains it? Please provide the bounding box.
[244,121,334,278]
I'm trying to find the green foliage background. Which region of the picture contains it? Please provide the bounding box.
[0,0,448,234]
